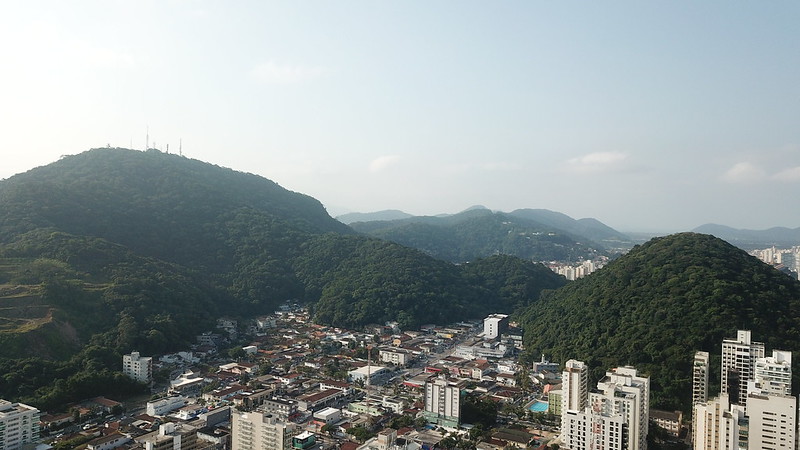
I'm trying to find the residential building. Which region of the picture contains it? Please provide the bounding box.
[562,360,588,415]
[721,330,765,405]
[754,350,792,396]
[649,409,682,439]
[147,396,189,417]
[482,314,509,340]
[123,351,153,384]
[693,394,746,450]
[423,378,460,428]
[693,351,710,407]
[379,348,411,366]
[561,410,626,450]
[560,365,649,450]
[746,391,796,450]
[231,409,299,450]
[0,400,40,450]
[348,365,392,386]
[136,422,203,450]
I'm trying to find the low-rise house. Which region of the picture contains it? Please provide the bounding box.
[146,396,188,417]
[297,389,346,412]
[170,371,205,397]
[650,409,683,438]
[86,431,130,450]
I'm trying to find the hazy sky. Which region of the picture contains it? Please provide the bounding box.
[2,1,798,232]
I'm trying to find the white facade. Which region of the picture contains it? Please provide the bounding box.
[560,364,649,450]
[123,351,153,384]
[721,330,765,406]
[562,360,589,414]
[423,378,460,427]
[693,394,746,450]
[693,351,710,407]
[146,396,188,417]
[561,410,626,450]
[0,400,40,450]
[232,409,299,450]
[592,367,649,450]
[379,348,410,366]
[754,350,792,396]
[746,392,797,450]
[482,314,509,339]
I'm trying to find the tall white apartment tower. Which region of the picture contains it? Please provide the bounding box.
[745,350,796,450]
[746,392,797,450]
[562,359,589,412]
[693,351,710,407]
[423,378,461,428]
[754,350,792,396]
[591,367,650,450]
[123,351,153,384]
[561,359,589,444]
[721,330,765,405]
[0,400,40,450]
[561,365,650,450]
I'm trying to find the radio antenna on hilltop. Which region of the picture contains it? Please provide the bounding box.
[179,138,183,156]
[146,125,149,150]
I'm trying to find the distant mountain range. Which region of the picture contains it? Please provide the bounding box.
[341,206,633,263]
[693,224,800,249]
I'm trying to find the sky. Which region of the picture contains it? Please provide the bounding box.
[1,1,798,232]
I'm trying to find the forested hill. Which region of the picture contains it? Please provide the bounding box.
[519,232,800,412]
[0,148,352,270]
[348,207,621,263]
[0,148,567,408]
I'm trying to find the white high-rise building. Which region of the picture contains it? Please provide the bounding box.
[746,392,797,450]
[744,350,796,450]
[693,394,747,450]
[561,364,649,450]
[423,378,460,428]
[754,350,792,396]
[562,360,589,413]
[232,408,300,450]
[693,351,710,407]
[721,330,765,405]
[0,400,40,450]
[591,367,650,450]
[482,314,509,339]
[123,351,153,384]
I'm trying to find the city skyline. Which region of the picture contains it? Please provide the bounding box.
[2,2,799,232]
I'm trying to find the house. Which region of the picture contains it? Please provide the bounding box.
[86,431,130,450]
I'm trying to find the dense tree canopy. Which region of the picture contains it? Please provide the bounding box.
[519,233,800,411]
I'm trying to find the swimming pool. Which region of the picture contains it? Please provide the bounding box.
[529,401,548,412]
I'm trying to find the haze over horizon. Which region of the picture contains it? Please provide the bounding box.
[2,2,798,232]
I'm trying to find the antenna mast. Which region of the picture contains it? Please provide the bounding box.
[146,125,149,150]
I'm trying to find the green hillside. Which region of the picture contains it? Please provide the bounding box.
[519,232,800,411]
[0,148,565,408]
[349,207,609,263]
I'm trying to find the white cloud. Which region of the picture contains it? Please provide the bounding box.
[369,155,401,173]
[773,166,800,182]
[721,162,766,183]
[565,151,628,173]
[249,61,331,84]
